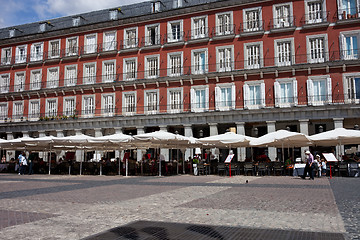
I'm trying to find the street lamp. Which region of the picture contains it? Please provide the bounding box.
[354,124,359,130]
[318,125,324,133]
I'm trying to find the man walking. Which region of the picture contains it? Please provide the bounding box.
[302,150,314,180]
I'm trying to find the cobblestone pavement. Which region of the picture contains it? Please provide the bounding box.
[0,174,355,239]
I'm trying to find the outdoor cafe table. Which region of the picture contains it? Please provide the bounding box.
[293,163,306,177]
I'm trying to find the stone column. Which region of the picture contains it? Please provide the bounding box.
[236,122,246,161]
[184,124,193,161]
[38,131,47,162]
[94,128,103,162]
[75,129,84,163]
[266,121,276,161]
[209,123,218,159]
[333,118,344,160]
[299,119,309,160]
[6,132,14,162]
[114,127,123,160]
[136,126,144,162]
[159,125,169,162]
[56,130,65,161]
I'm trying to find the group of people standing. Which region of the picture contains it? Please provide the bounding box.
[17,152,33,175]
[302,150,327,180]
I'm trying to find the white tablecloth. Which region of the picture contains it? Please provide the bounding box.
[293,163,306,177]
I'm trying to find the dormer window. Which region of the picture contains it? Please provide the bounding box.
[9,29,16,38]
[109,9,118,20]
[152,2,161,13]
[40,23,47,32]
[72,17,81,27]
[173,0,182,8]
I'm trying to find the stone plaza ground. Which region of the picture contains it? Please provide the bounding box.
[0,174,358,240]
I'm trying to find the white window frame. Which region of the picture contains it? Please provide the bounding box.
[307,75,332,106]
[1,47,12,65]
[13,100,24,121]
[103,31,117,51]
[30,42,44,62]
[122,91,137,115]
[167,87,183,113]
[72,17,81,27]
[109,9,118,20]
[144,89,159,114]
[48,39,60,59]
[173,0,183,8]
[215,11,233,35]
[30,69,42,90]
[152,2,161,13]
[274,38,295,66]
[274,78,298,107]
[167,20,183,42]
[337,0,360,20]
[0,103,8,121]
[191,48,208,74]
[124,27,138,48]
[216,45,234,72]
[14,71,25,92]
[28,100,40,120]
[215,83,236,111]
[102,60,116,83]
[45,98,58,117]
[0,73,10,93]
[145,54,160,79]
[306,34,329,63]
[244,41,263,69]
[342,72,360,103]
[305,0,327,24]
[47,67,59,88]
[102,93,115,116]
[167,51,183,76]
[63,97,76,116]
[190,85,209,112]
[66,36,79,56]
[15,45,27,64]
[339,30,360,60]
[273,2,293,28]
[243,6,262,32]
[191,15,208,39]
[64,64,77,87]
[123,57,137,81]
[82,95,95,117]
[243,80,266,109]
[84,33,98,54]
[83,62,97,84]
[145,23,160,46]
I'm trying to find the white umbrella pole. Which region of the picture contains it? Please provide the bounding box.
[176,147,179,175]
[80,148,83,176]
[48,145,52,175]
[282,142,284,162]
[118,147,121,176]
[159,148,161,177]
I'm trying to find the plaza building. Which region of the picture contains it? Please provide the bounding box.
[0,0,360,163]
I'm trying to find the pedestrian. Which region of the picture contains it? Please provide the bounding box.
[17,153,23,175]
[321,158,327,176]
[314,155,321,178]
[301,150,314,180]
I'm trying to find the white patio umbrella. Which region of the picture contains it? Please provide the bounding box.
[198,132,253,148]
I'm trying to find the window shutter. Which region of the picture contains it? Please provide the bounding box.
[243,84,250,109]
[327,77,332,104]
[307,79,314,106]
[190,88,195,112]
[231,84,236,109]
[31,45,35,61]
[260,82,266,107]
[205,87,209,111]
[293,80,298,106]
[215,86,220,110]
[274,81,280,107]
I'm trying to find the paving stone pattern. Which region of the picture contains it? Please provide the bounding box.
[0,174,354,240]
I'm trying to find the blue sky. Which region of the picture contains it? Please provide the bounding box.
[0,0,144,28]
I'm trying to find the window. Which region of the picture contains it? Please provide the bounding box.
[1,48,12,65]
[64,97,76,116]
[215,83,236,110]
[83,63,96,84]
[173,0,182,8]
[109,10,118,20]
[82,95,95,116]
[123,92,136,115]
[243,7,262,31]
[30,42,43,61]
[102,94,114,116]
[29,100,40,119]
[192,49,208,74]
[46,99,57,117]
[168,52,183,76]
[30,70,42,90]
[152,2,160,13]
[274,78,298,107]
[123,58,137,80]
[243,81,265,109]
[306,0,326,23]
[64,65,77,86]
[307,34,328,63]
[145,24,160,46]
[40,23,47,32]
[84,34,97,54]
[103,31,116,51]
[47,67,59,88]
[192,16,208,39]
[275,38,295,66]
[0,103,8,121]
[9,29,16,38]
[14,72,25,92]
[307,76,332,105]
[145,55,159,78]
[102,60,116,83]
[340,31,359,60]
[191,86,209,112]
[343,73,360,103]
[244,42,263,69]
[167,88,183,113]
[66,37,78,56]
[0,74,10,93]
[273,3,293,28]
[338,0,359,20]
[72,17,81,27]
[216,12,233,35]
[15,45,27,63]
[145,90,159,114]
[124,28,138,48]
[49,40,60,58]
[13,101,23,120]
[217,46,233,72]
[167,20,183,42]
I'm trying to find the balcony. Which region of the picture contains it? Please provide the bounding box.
[62,47,80,61]
[211,24,236,41]
[119,38,140,53]
[187,27,210,45]
[80,44,100,58]
[240,20,265,37]
[336,8,360,25]
[44,49,61,63]
[99,41,118,56]
[269,16,296,34]
[163,31,185,48]
[140,35,162,50]
[301,11,330,29]
[29,53,44,66]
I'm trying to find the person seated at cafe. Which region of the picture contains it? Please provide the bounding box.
[1,156,6,163]
[285,157,294,175]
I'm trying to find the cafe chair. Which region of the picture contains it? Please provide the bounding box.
[217,163,225,176]
[257,163,270,176]
[244,162,254,176]
[273,162,284,176]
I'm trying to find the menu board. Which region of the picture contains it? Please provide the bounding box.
[322,153,338,162]
[225,154,234,163]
